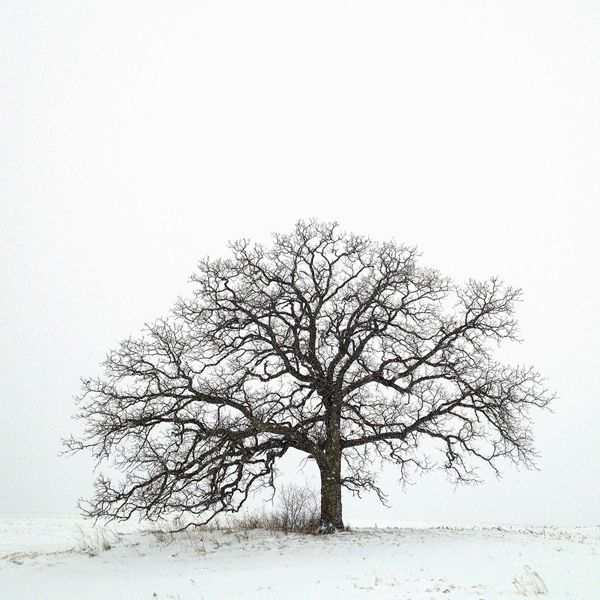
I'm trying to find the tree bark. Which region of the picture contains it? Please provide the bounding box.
[319,411,344,533]
[318,456,344,533]
[317,398,345,533]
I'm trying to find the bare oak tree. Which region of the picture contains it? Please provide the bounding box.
[66,221,551,533]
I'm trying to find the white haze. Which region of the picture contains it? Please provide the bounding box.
[1,1,599,527]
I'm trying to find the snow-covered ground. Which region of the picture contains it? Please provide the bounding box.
[1,515,598,599]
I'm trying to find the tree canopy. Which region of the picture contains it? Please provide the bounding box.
[66,221,551,532]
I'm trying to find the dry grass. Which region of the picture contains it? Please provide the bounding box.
[512,565,549,596]
[74,526,122,556]
[151,484,321,537]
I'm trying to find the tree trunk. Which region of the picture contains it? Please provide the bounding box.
[318,397,344,533]
[318,459,344,533]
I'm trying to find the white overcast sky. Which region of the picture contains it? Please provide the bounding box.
[1,1,599,526]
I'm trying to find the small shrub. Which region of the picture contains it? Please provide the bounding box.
[275,483,319,533]
[236,484,319,534]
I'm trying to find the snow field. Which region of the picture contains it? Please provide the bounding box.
[1,516,599,599]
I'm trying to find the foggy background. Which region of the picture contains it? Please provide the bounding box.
[2,1,598,527]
